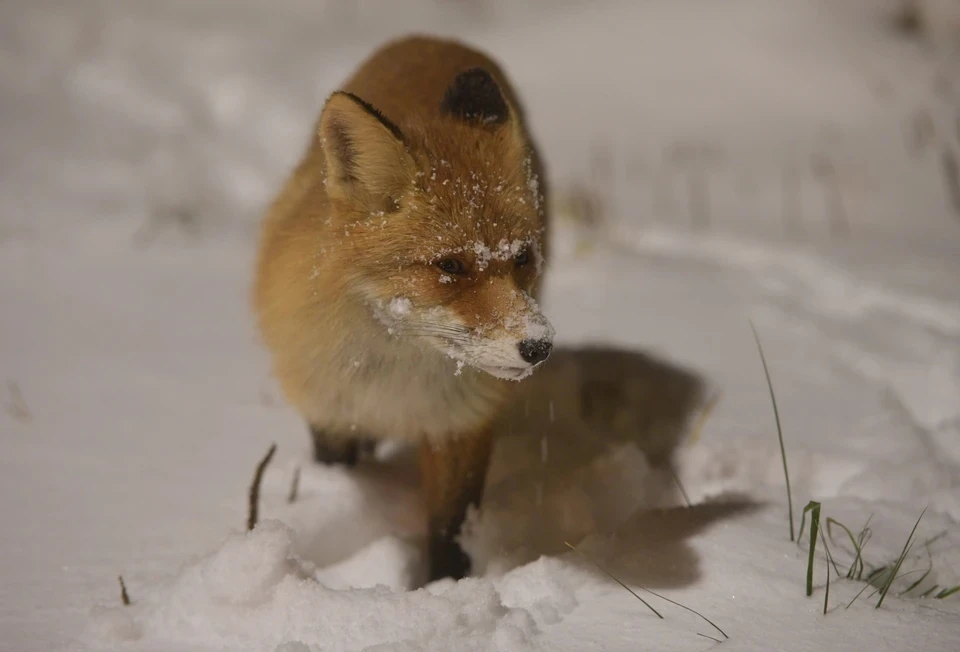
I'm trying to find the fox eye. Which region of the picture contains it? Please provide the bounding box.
[515,247,531,267]
[436,257,466,275]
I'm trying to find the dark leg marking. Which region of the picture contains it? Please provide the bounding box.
[310,425,357,466]
[419,431,494,582]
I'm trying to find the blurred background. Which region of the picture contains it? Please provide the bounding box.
[3,0,959,253]
[3,2,960,649]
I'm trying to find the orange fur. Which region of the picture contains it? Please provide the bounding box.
[252,35,551,581]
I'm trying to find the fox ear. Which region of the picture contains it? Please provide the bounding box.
[440,68,510,127]
[319,92,415,211]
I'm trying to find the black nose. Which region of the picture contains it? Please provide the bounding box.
[518,339,553,365]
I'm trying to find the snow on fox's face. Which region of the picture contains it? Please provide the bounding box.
[369,233,554,381]
[316,73,552,379]
[343,161,549,379]
[330,149,553,379]
[352,125,553,380]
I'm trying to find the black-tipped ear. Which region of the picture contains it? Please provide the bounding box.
[440,68,509,126]
[337,92,406,144]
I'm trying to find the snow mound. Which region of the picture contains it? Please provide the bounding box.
[85,520,565,652]
[84,496,960,652]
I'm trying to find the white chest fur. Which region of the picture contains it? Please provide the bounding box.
[300,321,506,442]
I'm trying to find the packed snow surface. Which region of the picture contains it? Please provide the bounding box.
[2,1,960,651]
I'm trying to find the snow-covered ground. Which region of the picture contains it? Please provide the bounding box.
[2,1,960,650]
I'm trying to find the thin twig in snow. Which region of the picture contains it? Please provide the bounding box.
[248,444,277,531]
[287,465,301,504]
[118,575,131,606]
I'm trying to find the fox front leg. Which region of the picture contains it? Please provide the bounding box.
[309,425,376,466]
[419,429,494,581]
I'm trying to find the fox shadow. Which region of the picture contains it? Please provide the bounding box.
[462,345,759,589]
[280,344,755,591]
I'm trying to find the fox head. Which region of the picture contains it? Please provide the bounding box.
[317,68,553,381]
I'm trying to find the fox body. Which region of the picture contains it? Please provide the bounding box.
[253,35,552,580]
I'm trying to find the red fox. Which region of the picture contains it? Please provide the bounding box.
[253,35,553,581]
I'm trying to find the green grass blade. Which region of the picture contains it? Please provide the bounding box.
[564,542,663,619]
[819,525,841,578]
[826,517,864,579]
[936,586,960,599]
[920,584,939,598]
[866,584,884,603]
[803,501,821,596]
[819,527,832,614]
[876,507,927,609]
[826,517,857,549]
[633,584,728,639]
[847,575,882,609]
[854,524,873,580]
[824,561,831,614]
[848,561,891,609]
[900,547,933,596]
[750,321,794,542]
[564,542,728,639]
